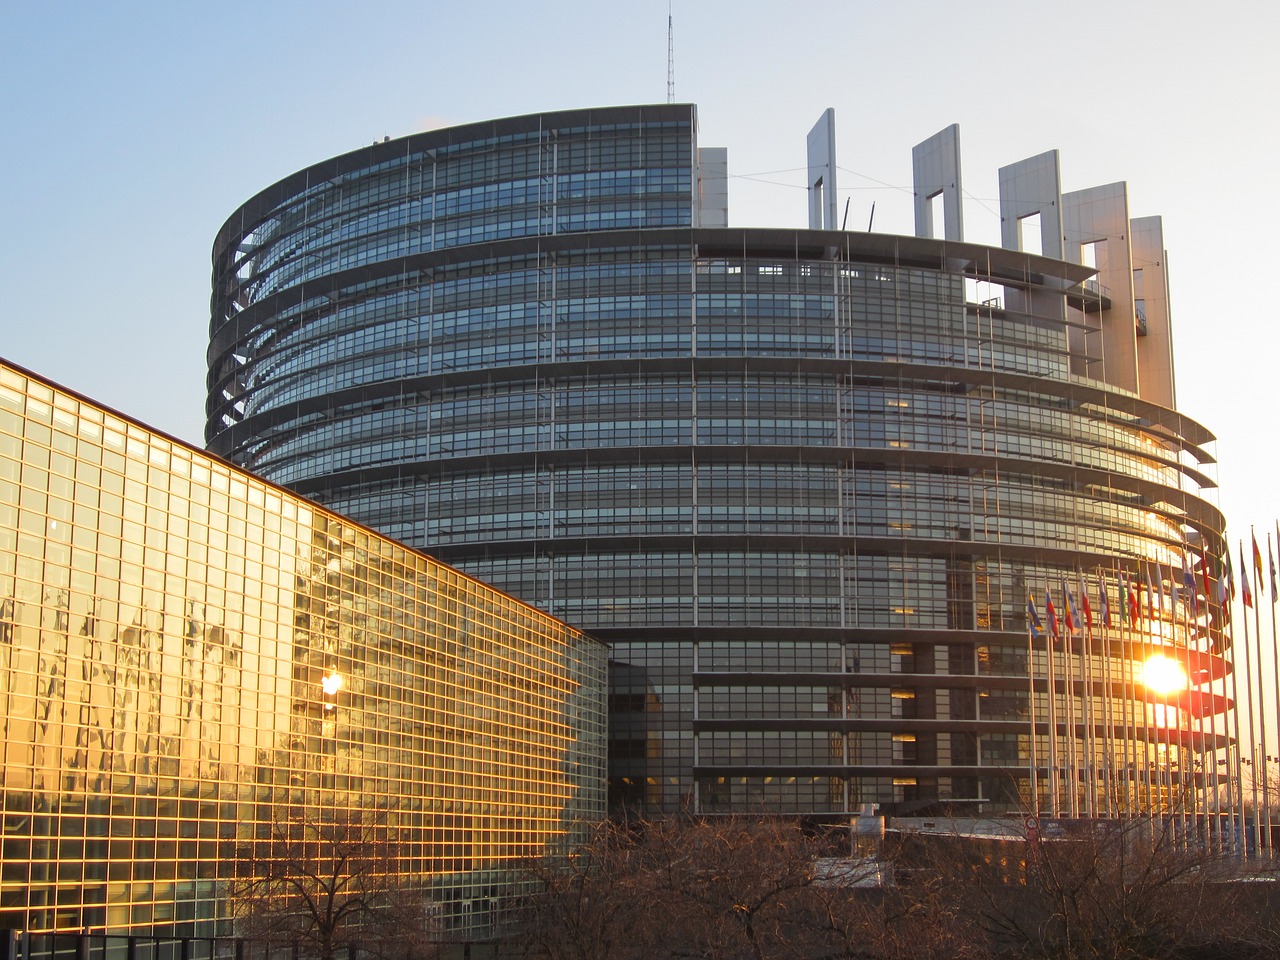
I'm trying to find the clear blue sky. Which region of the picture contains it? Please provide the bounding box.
[2,0,1276,556]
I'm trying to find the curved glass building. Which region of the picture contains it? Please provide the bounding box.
[208,104,1232,820]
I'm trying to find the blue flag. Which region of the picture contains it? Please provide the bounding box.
[1027,594,1045,638]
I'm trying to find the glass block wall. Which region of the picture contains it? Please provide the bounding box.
[0,361,606,937]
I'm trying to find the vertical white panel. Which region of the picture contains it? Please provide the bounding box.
[998,151,1063,259]
[1064,182,1138,394]
[807,108,838,230]
[912,124,964,241]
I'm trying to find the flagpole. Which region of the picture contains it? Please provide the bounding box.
[1152,563,1169,815]
[1121,569,1138,815]
[1064,580,1080,819]
[1264,529,1274,860]
[1027,593,1041,818]
[1142,568,1158,815]
[1202,549,1226,853]
[1163,566,1177,816]
[1046,587,1061,818]
[1194,561,1213,852]
[1174,559,1189,839]
[1251,532,1270,857]
[1206,584,1225,856]
[1128,568,1150,814]
[1100,568,1116,818]
[1160,564,1176,816]
[1178,556,1202,848]
[1080,572,1097,819]
[1239,542,1261,858]
[1223,548,1247,859]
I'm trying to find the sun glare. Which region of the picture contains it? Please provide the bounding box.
[321,671,344,696]
[1141,654,1188,697]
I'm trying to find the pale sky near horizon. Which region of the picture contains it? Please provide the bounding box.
[3,1,1278,567]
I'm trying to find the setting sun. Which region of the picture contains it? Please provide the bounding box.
[1142,654,1189,697]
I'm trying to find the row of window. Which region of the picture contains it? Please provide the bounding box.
[212,249,1091,420]
[0,363,607,936]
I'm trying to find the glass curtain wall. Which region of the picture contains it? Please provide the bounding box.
[207,107,1228,820]
[0,362,606,937]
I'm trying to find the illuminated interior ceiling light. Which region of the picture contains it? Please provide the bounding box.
[1141,654,1188,697]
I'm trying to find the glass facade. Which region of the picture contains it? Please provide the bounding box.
[0,361,607,937]
[208,105,1230,821]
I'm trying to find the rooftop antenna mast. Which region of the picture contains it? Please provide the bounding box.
[667,3,675,103]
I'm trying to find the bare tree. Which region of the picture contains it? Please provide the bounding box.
[909,817,1271,960]
[511,816,878,960]
[508,819,656,960]
[232,813,438,960]
[650,816,833,960]
[509,814,1280,960]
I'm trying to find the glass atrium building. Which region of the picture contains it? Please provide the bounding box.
[207,104,1231,820]
[0,360,606,938]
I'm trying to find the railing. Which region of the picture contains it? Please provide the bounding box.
[1083,277,1110,299]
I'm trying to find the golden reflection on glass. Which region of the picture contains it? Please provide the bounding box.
[0,364,607,938]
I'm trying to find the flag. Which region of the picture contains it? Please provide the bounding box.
[1225,551,1235,602]
[1063,581,1078,635]
[1167,562,1179,611]
[1182,555,1198,616]
[1253,533,1264,582]
[1081,580,1094,634]
[1097,571,1111,628]
[1128,574,1139,625]
[1045,589,1060,643]
[1201,551,1212,605]
[1027,593,1045,638]
[1270,537,1277,602]
[1218,554,1232,625]
[1211,559,1229,650]
[1240,545,1254,608]
[1145,566,1155,619]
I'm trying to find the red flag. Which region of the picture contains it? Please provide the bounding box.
[1045,589,1060,643]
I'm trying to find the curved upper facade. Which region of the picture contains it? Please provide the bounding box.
[209,105,1233,821]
